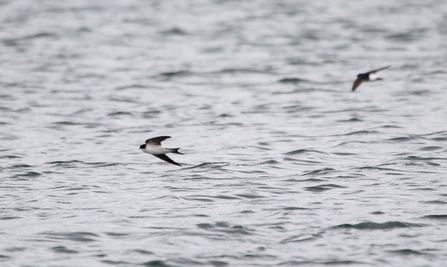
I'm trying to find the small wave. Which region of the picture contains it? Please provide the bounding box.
[108,97,138,103]
[273,88,328,94]
[385,29,426,42]
[184,196,214,202]
[128,249,154,255]
[279,260,364,265]
[185,162,230,169]
[47,160,121,169]
[283,105,314,113]
[51,246,78,254]
[212,195,240,200]
[285,149,327,155]
[104,232,130,237]
[305,184,346,192]
[422,131,447,141]
[142,110,161,118]
[154,70,194,81]
[115,84,148,90]
[42,231,99,242]
[421,200,447,205]
[405,156,447,161]
[403,89,432,96]
[331,152,357,156]
[160,27,188,35]
[371,211,385,215]
[0,216,21,220]
[302,168,336,176]
[208,260,229,267]
[422,215,447,220]
[8,164,33,168]
[283,206,308,210]
[52,121,79,126]
[107,111,134,116]
[47,160,83,166]
[141,260,175,267]
[355,166,403,172]
[214,68,274,75]
[388,135,422,142]
[197,222,252,235]
[12,171,42,178]
[336,117,363,122]
[217,113,233,118]
[283,157,322,164]
[284,178,326,182]
[84,162,123,167]
[387,249,426,255]
[101,260,131,265]
[277,78,308,84]
[235,194,264,199]
[2,32,58,46]
[0,155,21,159]
[344,130,380,136]
[330,221,426,230]
[280,233,319,243]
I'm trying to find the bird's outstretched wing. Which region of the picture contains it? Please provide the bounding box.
[154,154,181,166]
[368,66,391,74]
[146,136,171,145]
[352,78,363,91]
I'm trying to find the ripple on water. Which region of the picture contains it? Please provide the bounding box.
[386,249,430,256]
[302,168,336,176]
[330,221,427,230]
[51,246,79,254]
[305,184,347,192]
[284,149,328,155]
[278,260,365,266]
[42,232,99,242]
[11,172,42,179]
[280,233,320,244]
[422,215,447,220]
[0,216,21,220]
[141,260,174,267]
[277,78,309,84]
[197,222,253,235]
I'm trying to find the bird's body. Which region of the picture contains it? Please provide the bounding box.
[142,144,172,155]
[139,136,183,166]
[352,66,390,91]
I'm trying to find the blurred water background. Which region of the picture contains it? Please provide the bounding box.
[1,0,447,266]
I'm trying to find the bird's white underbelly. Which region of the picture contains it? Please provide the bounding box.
[144,145,169,155]
[369,73,378,80]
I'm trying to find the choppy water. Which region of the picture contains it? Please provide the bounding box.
[1,0,447,266]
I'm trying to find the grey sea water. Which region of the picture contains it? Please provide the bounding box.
[1,0,447,266]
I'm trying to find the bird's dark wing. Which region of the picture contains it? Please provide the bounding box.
[352,78,363,91]
[368,66,391,74]
[146,136,171,145]
[154,154,181,166]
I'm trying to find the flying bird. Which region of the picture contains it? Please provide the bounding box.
[139,136,183,166]
[352,66,391,92]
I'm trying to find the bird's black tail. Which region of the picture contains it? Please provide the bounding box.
[170,148,183,155]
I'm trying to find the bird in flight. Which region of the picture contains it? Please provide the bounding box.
[139,136,183,166]
[352,66,391,92]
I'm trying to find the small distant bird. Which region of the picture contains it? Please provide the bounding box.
[352,66,391,92]
[139,136,183,166]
